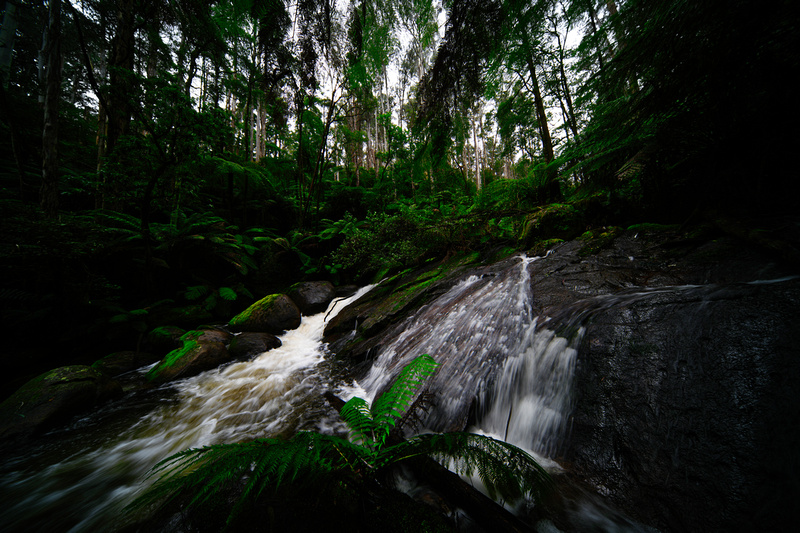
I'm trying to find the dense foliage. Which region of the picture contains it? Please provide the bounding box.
[0,0,796,394]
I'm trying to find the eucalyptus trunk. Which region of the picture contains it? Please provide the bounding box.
[41,0,62,219]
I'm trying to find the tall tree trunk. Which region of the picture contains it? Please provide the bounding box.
[41,0,62,219]
[106,0,135,159]
[0,0,19,88]
[524,42,561,202]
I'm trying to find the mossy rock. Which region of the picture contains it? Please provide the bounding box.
[324,252,480,360]
[180,328,233,345]
[528,238,565,257]
[91,350,161,377]
[145,326,186,355]
[146,338,230,384]
[578,226,623,256]
[521,203,585,246]
[0,365,122,443]
[228,294,301,334]
[228,332,282,360]
[287,281,336,316]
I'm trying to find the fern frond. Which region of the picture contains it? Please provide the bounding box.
[129,432,367,526]
[218,287,238,301]
[340,397,377,449]
[371,354,438,448]
[380,432,553,503]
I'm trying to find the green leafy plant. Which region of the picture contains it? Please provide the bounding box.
[130,355,552,527]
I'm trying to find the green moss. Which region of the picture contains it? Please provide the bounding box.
[529,238,564,256]
[179,330,204,342]
[146,339,200,381]
[229,294,281,327]
[578,226,622,256]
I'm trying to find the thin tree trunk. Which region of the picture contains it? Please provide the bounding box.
[524,42,561,202]
[41,0,62,219]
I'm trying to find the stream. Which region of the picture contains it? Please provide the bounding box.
[0,286,373,532]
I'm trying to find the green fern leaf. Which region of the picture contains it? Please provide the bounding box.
[185,285,208,301]
[371,354,438,448]
[341,397,377,449]
[218,287,238,301]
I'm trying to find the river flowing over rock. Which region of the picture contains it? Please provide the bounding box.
[325,231,800,532]
[0,230,797,532]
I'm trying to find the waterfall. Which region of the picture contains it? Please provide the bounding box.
[352,255,580,457]
[0,286,373,533]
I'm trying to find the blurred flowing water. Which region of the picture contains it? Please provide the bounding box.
[0,286,373,532]
[351,255,580,459]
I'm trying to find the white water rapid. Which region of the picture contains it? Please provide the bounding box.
[0,286,373,533]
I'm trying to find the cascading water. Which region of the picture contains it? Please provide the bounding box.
[352,255,580,458]
[0,286,373,532]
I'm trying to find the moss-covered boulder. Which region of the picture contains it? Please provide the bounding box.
[228,294,301,334]
[145,326,186,355]
[287,281,336,315]
[323,253,481,364]
[521,203,585,247]
[146,331,230,384]
[91,350,161,377]
[0,366,122,443]
[183,328,233,345]
[228,332,282,360]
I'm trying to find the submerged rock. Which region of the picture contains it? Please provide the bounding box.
[228,294,301,334]
[0,365,122,443]
[287,281,336,315]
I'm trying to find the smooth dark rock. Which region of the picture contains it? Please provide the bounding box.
[228,294,301,334]
[562,278,800,532]
[229,332,282,360]
[0,365,122,443]
[182,328,232,345]
[334,284,360,298]
[287,281,336,315]
[91,350,161,377]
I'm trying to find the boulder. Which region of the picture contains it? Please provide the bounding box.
[91,350,161,377]
[228,294,301,334]
[287,281,337,315]
[228,332,282,360]
[563,277,800,532]
[0,365,122,443]
[146,336,230,385]
[145,326,186,355]
[182,328,233,345]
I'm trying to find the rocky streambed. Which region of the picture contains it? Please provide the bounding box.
[1,224,798,532]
